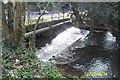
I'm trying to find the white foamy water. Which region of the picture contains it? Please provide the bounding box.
[37,26,89,62]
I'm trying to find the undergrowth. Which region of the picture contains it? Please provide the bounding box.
[2,45,65,79]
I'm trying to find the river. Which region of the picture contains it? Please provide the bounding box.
[35,23,119,78]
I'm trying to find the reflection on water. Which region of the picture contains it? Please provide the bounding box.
[103,32,117,50]
[105,32,116,42]
[86,58,111,78]
[55,31,118,78]
[36,25,119,78]
[71,31,118,78]
[88,58,109,72]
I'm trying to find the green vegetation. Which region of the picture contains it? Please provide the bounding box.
[2,45,64,79]
[2,2,119,79]
[80,11,90,21]
[77,2,118,27]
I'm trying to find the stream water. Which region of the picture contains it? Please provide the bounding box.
[36,23,119,78]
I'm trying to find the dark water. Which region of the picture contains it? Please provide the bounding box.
[36,24,119,78]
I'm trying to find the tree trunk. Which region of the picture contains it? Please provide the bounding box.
[21,2,26,46]
[2,2,26,48]
[13,2,23,47]
[71,3,83,26]
[2,2,13,47]
[29,2,49,53]
[8,2,14,34]
[2,2,9,38]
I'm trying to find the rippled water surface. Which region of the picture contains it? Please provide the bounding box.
[36,23,119,78]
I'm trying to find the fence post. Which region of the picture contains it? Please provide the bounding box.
[51,11,53,21]
[27,11,30,25]
[58,11,59,20]
[42,15,43,22]
[63,11,64,20]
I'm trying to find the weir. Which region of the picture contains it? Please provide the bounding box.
[36,26,89,62]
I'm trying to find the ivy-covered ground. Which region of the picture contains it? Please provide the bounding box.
[2,45,65,79]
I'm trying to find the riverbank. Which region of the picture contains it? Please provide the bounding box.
[2,45,65,79]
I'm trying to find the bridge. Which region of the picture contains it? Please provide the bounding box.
[23,12,119,62]
[24,12,119,39]
[24,12,70,38]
